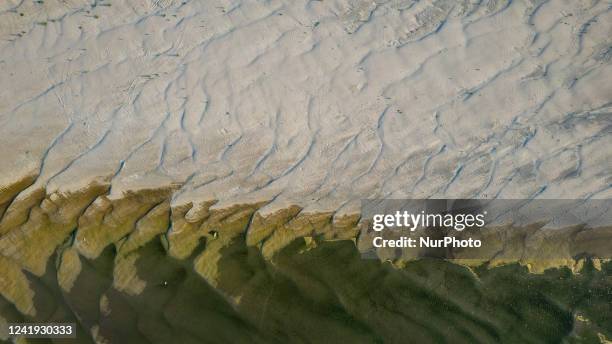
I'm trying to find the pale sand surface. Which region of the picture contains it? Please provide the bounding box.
[0,0,610,215]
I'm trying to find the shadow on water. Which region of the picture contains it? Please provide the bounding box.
[1,236,611,343]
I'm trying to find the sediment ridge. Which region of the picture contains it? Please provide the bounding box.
[1,174,610,327]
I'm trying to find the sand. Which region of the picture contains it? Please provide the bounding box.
[0,0,610,216]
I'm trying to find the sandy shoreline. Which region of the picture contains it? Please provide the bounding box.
[0,1,611,340]
[1,0,610,216]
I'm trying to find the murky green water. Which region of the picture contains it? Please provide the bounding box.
[2,237,611,343]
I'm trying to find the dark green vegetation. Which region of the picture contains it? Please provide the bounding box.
[1,237,611,343]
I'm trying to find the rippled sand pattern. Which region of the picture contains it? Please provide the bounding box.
[0,0,610,215]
